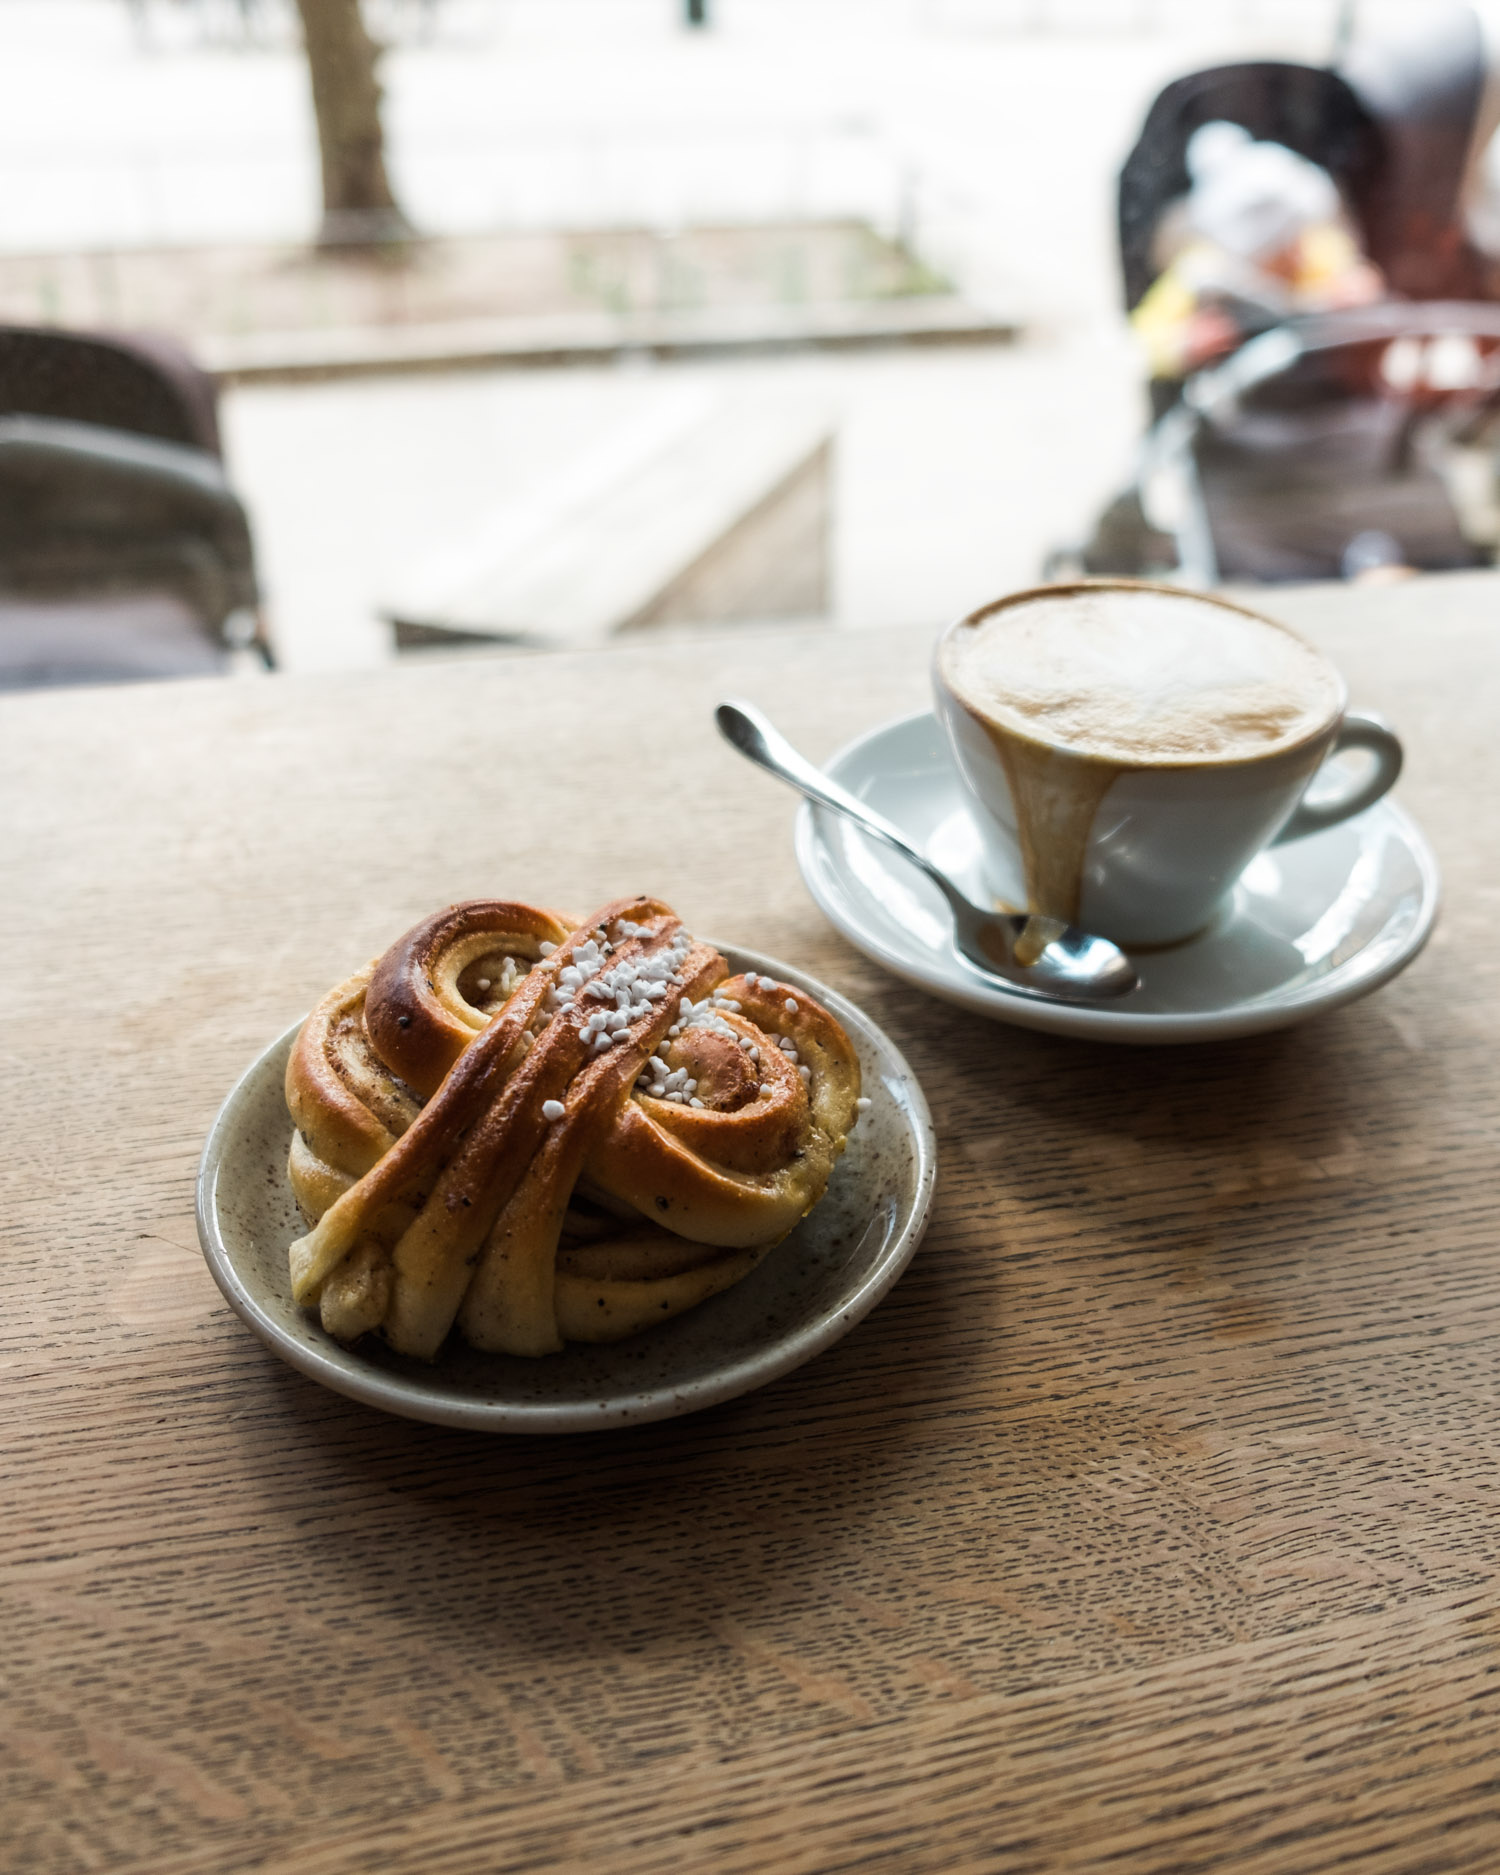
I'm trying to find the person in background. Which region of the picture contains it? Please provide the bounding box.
[1132,120,1384,382]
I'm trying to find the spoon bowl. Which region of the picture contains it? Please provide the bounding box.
[716,701,1137,1003]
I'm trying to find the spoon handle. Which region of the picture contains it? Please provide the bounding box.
[716,701,945,888]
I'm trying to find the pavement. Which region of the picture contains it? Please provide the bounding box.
[0,0,1348,669]
[221,328,1146,667]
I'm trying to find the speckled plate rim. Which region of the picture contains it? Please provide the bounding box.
[196,946,936,1433]
[795,710,1441,1045]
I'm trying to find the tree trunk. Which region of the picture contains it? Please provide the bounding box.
[292,0,412,247]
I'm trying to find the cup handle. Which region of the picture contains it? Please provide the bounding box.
[1273,710,1403,844]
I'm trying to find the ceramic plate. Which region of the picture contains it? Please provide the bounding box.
[197,946,935,1432]
[795,711,1440,1044]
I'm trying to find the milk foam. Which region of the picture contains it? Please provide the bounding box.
[942,587,1341,764]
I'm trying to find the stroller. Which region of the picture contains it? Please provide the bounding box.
[1067,0,1500,586]
[0,326,272,688]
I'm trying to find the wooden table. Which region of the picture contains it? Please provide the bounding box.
[5,572,1499,1874]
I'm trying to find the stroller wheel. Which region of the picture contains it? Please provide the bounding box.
[1078,489,1178,578]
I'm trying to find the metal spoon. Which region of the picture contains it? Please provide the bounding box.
[716,700,1137,1003]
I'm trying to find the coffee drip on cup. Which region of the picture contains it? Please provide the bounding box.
[934,582,1397,949]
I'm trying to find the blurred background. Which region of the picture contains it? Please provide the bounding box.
[3,0,1498,682]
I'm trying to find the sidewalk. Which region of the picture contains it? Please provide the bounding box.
[222,327,1145,669]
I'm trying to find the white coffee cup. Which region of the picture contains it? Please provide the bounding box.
[933,581,1402,948]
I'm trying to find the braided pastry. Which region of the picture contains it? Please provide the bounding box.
[285,897,862,1359]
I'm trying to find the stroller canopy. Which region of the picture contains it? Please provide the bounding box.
[1119,63,1381,312]
[1119,2,1500,312]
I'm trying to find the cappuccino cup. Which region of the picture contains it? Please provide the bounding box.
[934,581,1402,948]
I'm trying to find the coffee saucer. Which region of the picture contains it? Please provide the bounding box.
[794,712,1439,1044]
[197,946,935,1433]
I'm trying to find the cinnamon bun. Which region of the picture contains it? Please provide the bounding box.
[285,898,862,1358]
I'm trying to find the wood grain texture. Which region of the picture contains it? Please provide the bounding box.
[3,572,1499,1873]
